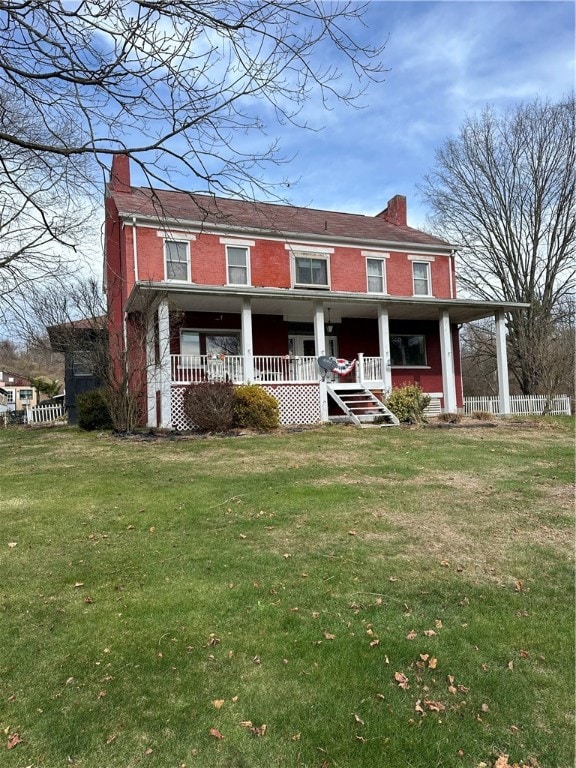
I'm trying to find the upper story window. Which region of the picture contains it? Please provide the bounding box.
[412,261,431,296]
[294,255,329,288]
[226,245,250,285]
[366,257,387,293]
[165,240,189,281]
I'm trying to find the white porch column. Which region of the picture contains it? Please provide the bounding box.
[495,310,511,415]
[145,308,156,427]
[439,310,457,413]
[241,298,254,383]
[377,306,392,392]
[157,297,172,428]
[313,302,326,356]
[313,302,328,420]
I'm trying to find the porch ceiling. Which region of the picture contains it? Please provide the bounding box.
[126,282,528,324]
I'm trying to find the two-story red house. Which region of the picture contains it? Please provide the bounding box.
[104,156,523,428]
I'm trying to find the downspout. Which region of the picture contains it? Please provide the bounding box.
[449,249,456,299]
[132,217,139,283]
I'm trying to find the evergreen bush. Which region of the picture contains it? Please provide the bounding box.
[77,389,113,431]
[385,383,431,424]
[234,384,279,431]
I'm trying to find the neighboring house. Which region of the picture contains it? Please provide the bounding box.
[47,318,106,425]
[104,156,526,428]
[0,370,38,411]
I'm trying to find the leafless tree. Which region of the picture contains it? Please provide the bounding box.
[0,1,385,323]
[0,91,99,322]
[421,97,575,394]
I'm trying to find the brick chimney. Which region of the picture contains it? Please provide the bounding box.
[376,195,407,226]
[109,154,131,193]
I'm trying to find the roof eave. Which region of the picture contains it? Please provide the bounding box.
[115,210,456,253]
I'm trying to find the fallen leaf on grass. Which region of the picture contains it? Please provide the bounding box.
[84,596,95,604]
[323,632,336,640]
[423,629,437,637]
[250,724,267,737]
[7,542,17,549]
[514,580,523,592]
[240,721,252,728]
[423,699,446,712]
[105,734,117,745]
[353,713,364,725]
[394,672,410,690]
[73,582,84,588]
[7,733,23,749]
[507,660,514,670]
[212,699,225,709]
[209,728,224,740]
[144,747,153,755]
[406,630,417,640]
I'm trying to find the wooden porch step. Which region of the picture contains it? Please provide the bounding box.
[326,384,399,427]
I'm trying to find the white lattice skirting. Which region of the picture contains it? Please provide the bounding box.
[170,383,322,430]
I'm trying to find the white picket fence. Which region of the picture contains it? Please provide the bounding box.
[463,395,572,416]
[27,403,67,424]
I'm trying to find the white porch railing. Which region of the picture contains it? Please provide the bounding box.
[253,355,318,382]
[171,354,319,384]
[171,355,245,384]
[357,356,383,383]
[464,394,572,416]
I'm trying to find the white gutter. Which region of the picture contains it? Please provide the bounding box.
[132,216,139,282]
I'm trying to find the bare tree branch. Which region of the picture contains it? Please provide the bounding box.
[420,97,576,394]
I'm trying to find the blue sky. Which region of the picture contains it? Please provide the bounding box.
[220,0,574,228]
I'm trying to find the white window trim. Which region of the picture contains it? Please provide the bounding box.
[224,243,252,286]
[288,249,331,289]
[164,238,191,282]
[157,230,196,241]
[411,260,432,297]
[365,254,389,294]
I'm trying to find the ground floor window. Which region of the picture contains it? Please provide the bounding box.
[390,335,427,366]
[181,330,241,356]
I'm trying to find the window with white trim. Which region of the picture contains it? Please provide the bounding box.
[294,254,329,288]
[165,240,189,281]
[412,261,431,296]
[226,245,249,285]
[390,335,427,367]
[181,330,241,357]
[6,390,14,404]
[366,258,386,293]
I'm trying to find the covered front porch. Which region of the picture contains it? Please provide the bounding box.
[125,283,525,429]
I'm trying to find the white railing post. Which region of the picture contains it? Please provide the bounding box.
[357,352,365,385]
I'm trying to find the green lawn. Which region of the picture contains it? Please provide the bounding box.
[1,419,574,768]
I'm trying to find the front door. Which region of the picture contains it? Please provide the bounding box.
[289,335,338,357]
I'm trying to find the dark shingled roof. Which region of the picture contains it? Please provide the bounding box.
[109,186,452,250]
